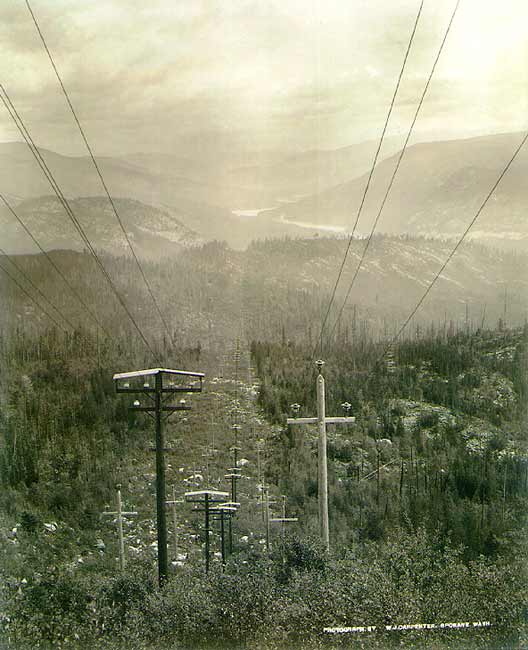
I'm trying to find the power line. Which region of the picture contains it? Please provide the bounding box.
[327,0,461,344]
[0,86,160,362]
[371,129,528,373]
[0,86,158,359]
[24,0,173,343]
[0,192,111,337]
[313,0,424,360]
[0,257,67,333]
[0,245,75,330]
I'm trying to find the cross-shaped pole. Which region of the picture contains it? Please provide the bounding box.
[261,484,277,552]
[286,360,355,551]
[270,495,298,563]
[269,495,299,536]
[102,484,138,571]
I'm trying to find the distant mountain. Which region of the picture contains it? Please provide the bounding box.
[1,133,526,250]
[0,196,201,258]
[267,132,528,250]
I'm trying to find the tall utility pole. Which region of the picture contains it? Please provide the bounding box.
[113,367,204,586]
[102,484,138,571]
[185,489,229,573]
[286,360,355,551]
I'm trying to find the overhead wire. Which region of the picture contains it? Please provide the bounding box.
[0,244,75,330]
[0,257,67,333]
[383,130,528,355]
[0,85,160,362]
[0,192,111,338]
[327,0,461,344]
[312,0,425,361]
[366,129,528,380]
[24,0,173,343]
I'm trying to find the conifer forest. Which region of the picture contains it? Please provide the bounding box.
[2,2,528,649]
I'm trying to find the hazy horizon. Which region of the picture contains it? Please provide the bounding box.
[1,0,527,157]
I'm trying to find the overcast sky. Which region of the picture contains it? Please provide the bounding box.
[1,0,527,156]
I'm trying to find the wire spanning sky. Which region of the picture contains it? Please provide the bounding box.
[1,0,527,156]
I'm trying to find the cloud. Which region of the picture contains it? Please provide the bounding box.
[0,0,526,155]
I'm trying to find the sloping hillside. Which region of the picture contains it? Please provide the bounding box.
[0,196,201,258]
[267,132,528,250]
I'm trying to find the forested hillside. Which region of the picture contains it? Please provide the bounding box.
[253,327,528,559]
[1,235,526,345]
[1,237,527,649]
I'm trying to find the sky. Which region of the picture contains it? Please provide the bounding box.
[1,0,527,156]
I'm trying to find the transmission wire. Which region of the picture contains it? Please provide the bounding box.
[327,0,461,344]
[366,129,528,383]
[312,0,425,361]
[0,86,160,362]
[0,257,67,332]
[0,245,75,330]
[24,0,173,343]
[0,192,111,337]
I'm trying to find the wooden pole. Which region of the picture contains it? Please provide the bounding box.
[220,511,226,568]
[155,372,168,586]
[316,371,329,551]
[171,486,178,559]
[102,485,138,572]
[286,363,355,552]
[116,485,125,571]
[265,486,271,551]
[205,492,210,574]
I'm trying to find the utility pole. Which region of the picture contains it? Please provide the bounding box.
[286,360,355,551]
[211,502,239,569]
[102,484,138,571]
[225,423,242,554]
[185,489,229,573]
[269,495,298,561]
[166,486,184,563]
[113,367,204,586]
[270,495,298,537]
[256,440,265,520]
[262,485,276,552]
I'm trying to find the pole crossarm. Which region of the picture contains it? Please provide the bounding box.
[130,405,191,413]
[185,490,230,499]
[113,368,205,380]
[117,386,203,394]
[287,416,356,425]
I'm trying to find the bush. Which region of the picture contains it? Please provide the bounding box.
[4,530,527,648]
